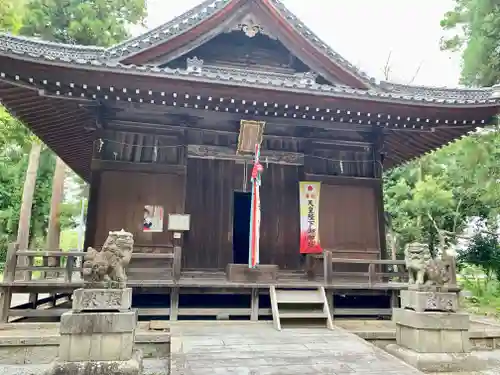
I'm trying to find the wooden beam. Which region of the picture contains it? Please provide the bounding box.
[187,144,304,165]
[107,119,372,149]
[108,102,373,132]
[304,173,382,188]
[91,159,186,174]
[83,171,100,250]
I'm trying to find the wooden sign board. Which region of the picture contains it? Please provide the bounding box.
[167,214,191,231]
[237,120,265,154]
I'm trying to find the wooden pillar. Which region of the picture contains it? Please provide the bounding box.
[0,243,19,322]
[83,171,101,251]
[390,290,400,308]
[170,287,179,321]
[0,288,11,323]
[375,181,387,260]
[250,287,259,321]
[46,156,66,279]
[172,246,182,281]
[16,142,42,280]
[323,250,333,285]
[371,126,387,261]
[326,289,334,319]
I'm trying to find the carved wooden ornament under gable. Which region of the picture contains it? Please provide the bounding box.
[237,14,263,38]
[228,13,276,39]
[237,120,266,155]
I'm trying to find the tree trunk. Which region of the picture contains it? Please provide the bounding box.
[46,156,66,278]
[389,231,398,273]
[16,142,42,280]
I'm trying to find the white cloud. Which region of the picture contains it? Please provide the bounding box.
[135,0,461,87]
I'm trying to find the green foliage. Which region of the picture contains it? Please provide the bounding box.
[21,0,147,46]
[441,0,500,86]
[458,232,500,282]
[384,126,500,255]
[0,0,146,264]
[0,146,56,254]
[60,229,80,251]
[0,0,26,33]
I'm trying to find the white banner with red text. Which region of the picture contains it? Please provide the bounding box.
[299,181,322,254]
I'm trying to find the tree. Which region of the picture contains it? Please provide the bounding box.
[0,0,147,270]
[458,231,500,282]
[20,0,147,260]
[0,0,25,33]
[384,125,500,257]
[21,0,147,45]
[441,0,500,86]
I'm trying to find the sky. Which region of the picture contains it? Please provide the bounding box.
[134,0,462,87]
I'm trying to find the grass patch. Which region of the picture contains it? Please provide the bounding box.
[459,265,500,318]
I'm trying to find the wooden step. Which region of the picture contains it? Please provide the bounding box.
[270,286,334,331]
[279,310,328,319]
[275,289,323,304]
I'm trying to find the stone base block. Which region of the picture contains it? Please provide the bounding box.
[225,263,279,283]
[401,289,458,312]
[60,311,137,334]
[45,349,143,375]
[385,344,487,373]
[396,323,470,353]
[393,308,470,330]
[72,288,132,312]
[59,331,135,361]
[394,308,470,353]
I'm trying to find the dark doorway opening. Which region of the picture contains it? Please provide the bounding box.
[232,191,252,264]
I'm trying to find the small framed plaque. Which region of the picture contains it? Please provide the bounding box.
[237,120,265,154]
[167,214,191,231]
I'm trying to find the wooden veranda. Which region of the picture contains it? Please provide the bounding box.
[0,243,458,322]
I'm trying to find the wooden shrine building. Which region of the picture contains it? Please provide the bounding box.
[0,0,498,321]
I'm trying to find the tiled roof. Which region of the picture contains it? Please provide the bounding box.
[0,41,498,106]
[107,0,232,59]
[0,0,498,107]
[378,82,495,102]
[0,34,105,61]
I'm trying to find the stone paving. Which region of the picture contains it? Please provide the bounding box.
[170,322,424,375]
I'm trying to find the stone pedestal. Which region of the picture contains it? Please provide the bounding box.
[400,289,459,313]
[72,288,133,313]
[386,289,485,372]
[393,308,470,353]
[45,288,143,375]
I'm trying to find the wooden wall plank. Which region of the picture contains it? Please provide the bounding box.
[183,160,302,270]
[94,171,185,246]
[183,159,234,269]
[260,164,301,269]
[318,184,379,253]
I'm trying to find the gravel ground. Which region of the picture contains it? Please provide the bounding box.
[0,358,169,375]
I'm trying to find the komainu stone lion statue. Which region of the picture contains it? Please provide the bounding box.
[404,242,451,288]
[82,229,134,288]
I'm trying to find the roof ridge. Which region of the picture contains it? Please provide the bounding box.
[106,0,379,88]
[106,0,232,58]
[266,0,376,88]
[0,33,106,61]
[379,81,493,93]
[0,33,105,51]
